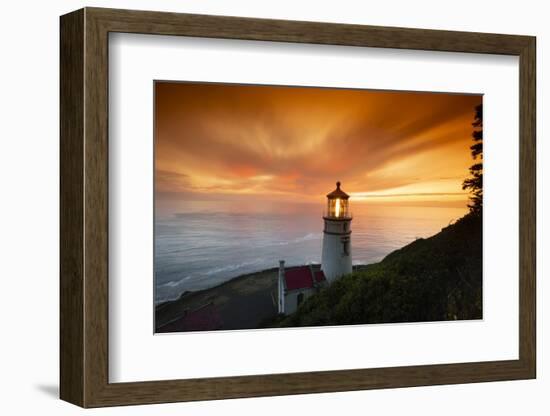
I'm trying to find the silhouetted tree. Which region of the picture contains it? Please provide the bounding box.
[462,104,483,214]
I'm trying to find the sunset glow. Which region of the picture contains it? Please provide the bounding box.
[155,82,482,209]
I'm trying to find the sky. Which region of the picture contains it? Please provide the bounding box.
[155,82,482,208]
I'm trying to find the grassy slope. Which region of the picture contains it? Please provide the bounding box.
[272,213,482,328]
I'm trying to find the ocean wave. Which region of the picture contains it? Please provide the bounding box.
[203,259,262,276]
[159,275,193,288]
[158,259,263,289]
[271,232,322,246]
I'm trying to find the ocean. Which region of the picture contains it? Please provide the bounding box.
[154,200,467,305]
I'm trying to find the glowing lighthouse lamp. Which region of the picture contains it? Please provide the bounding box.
[321,181,353,283]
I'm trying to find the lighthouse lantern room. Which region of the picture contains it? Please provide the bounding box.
[321,181,353,282]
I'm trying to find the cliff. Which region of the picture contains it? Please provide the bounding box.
[268,212,482,328]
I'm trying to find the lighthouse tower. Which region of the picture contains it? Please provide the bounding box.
[321,182,352,283]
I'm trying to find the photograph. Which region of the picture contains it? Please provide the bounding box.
[153,81,483,333]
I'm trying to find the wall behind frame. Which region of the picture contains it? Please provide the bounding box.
[0,0,545,415]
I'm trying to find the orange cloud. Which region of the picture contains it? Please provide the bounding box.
[155,82,481,207]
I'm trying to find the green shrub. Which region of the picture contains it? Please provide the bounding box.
[275,213,482,328]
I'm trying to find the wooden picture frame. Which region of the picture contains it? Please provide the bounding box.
[60,7,536,408]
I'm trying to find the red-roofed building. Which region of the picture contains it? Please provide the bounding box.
[277,261,327,315]
[158,303,223,333]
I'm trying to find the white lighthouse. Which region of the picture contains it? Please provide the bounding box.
[321,181,352,283]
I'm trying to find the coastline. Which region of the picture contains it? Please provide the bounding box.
[155,264,371,332]
[154,213,482,333]
[155,266,280,332]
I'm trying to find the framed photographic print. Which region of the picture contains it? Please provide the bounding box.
[153,82,484,333]
[60,7,536,408]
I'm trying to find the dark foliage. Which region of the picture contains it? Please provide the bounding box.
[270,213,482,328]
[462,104,483,214]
